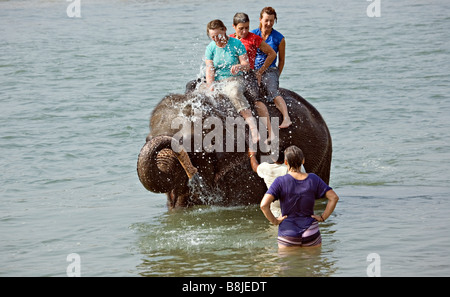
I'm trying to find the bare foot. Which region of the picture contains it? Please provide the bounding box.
[279,117,292,128]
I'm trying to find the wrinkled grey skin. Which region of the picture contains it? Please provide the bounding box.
[137,85,332,209]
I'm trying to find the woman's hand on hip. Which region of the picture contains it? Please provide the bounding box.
[274,215,287,225]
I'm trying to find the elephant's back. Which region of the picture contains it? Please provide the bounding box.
[280,89,328,125]
[277,88,332,184]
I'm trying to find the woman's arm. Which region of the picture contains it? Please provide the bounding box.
[277,38,286,76]
[260,194,287,225]
[205,59,215,90]
[231,53,250,75]
[311,189,339,222]
[248,151,259,173]
[256,41,277,83]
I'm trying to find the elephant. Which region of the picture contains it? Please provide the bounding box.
[137,82,332,209]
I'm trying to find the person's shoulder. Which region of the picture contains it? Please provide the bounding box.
[251,28,261,35]
[274,173,290,183]
[229,36,240,43]
[259,162,271,168]
[307,173,320,180]
[248,32,263,44]
[206,40,216,50]
[256,162,271,176]
[258,162,284,171]
[272,29,284,39]
[307,173,332,197]
[205,41,216,58]
[236,38,247,53]
[229,37,245,47]
[307,173,329,185]
[277,163,288,169]
[247,32,261,39]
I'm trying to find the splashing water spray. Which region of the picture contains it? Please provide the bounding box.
[175,146,223,205]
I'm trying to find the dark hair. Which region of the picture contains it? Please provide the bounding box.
[284,145,304,171]
[233,12,250,26]
[259,6,278,23]
[206,19,226,37]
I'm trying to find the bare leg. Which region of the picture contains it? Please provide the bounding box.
[254,101,274,142]
[240,108,260,144]
[274,96,292,128]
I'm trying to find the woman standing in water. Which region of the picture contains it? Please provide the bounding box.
[260,145,339,249]
[252,7,291,128]
[205,19,259,143]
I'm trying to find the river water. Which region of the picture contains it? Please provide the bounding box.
[1,0,449,277]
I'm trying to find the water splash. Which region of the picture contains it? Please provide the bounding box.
[188,173,223,205]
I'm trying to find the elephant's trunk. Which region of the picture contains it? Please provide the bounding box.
[137,135,197,193]
[176,149,198,179]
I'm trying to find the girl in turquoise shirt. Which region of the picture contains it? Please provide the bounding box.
[205,19,259,144]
